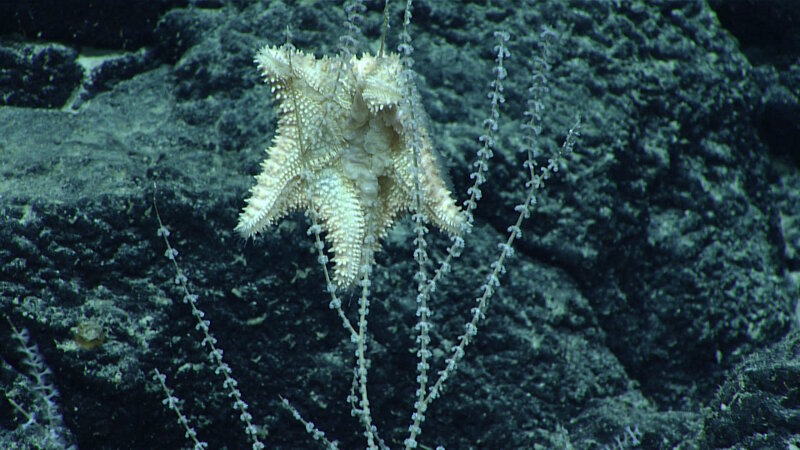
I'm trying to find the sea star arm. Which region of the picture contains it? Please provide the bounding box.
[235,134,304,238]
[391,140,465,237]
[310,168,366,288]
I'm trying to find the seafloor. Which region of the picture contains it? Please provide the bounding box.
[1,1,799,449]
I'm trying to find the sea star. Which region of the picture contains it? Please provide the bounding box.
[236,44,465,288]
